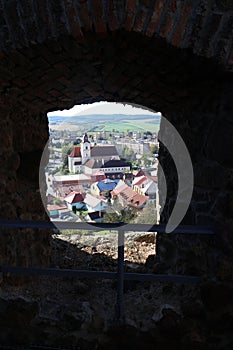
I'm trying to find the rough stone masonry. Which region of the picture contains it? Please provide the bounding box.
[0,1,232,348]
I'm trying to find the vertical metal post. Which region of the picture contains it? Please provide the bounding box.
[115,229,125,323]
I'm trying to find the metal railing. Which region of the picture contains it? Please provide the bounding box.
[0,220,216,323]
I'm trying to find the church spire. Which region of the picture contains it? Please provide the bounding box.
[81,132,91,164]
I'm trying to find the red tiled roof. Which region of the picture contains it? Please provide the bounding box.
[133,170,145,177]
[69,147,81,157]
[118,187,136,201]
[111,183,129,197]
[118,187,148,208]
[64,191,84,204]
[84,159,100,169]
[55,184,86,198]
[133,175,148,186]
[129,193,148,207]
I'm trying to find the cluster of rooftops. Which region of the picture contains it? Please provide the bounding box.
[47,172,157,222]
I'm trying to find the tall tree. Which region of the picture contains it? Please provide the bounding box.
[61,144,73,168]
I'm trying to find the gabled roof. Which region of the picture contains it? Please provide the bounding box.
[130,193,148,207]
[114,179,125,188]
[111,181,129,196]
[84,159,101,169]
[64,191,84,204]
[91,145,118,157]
[142,180,157,194]
[84,193,101,208]
[119,187,135,201]
[132,175,148,186]
[88,211,104,220]
[118,187,148,208]
[69,147,81,158]
[55,184,86,198]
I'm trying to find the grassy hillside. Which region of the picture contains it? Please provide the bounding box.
[49,114,161,133]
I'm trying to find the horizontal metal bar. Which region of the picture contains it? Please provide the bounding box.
[0,265,200,284]
[0,220,216,234]
[1,266,117,280]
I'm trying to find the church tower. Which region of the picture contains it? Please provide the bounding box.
[80,133,91,164]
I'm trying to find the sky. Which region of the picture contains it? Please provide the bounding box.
[47,101,160,117]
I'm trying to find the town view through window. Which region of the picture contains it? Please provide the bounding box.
[44,102,161,227]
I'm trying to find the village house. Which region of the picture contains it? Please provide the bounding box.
[53,174,91,186]
[68,146,82,173]
[84,193,108,213]
[132,175,158,202]
[54,184,86,200]
[47,204,67,218]
[83,158,130,176]
[91,179,119,198]
[88,211,105,223]
[110,181,148,209]
[64,191,85,211]
[115,140,150,156]
[110,180,129,201]
[117,186,148,209]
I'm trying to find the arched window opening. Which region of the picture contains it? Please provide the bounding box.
[43,102,161,242]
[44,101,161,226]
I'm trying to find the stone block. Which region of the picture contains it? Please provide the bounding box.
[172,3,192,46]
[76,0,92,31]
[133,8,148,33]
[91,0,107,33]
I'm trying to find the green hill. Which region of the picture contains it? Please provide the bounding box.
[64,114,161,133]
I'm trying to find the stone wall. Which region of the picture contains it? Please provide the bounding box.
[156,72,233,277]
[0,1,232,71]
[0,1,232,347]
[0,107,51,269]
[1,29,232,270]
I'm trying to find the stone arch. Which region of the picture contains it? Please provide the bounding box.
[0,1,232,69]
[0,1,232,271]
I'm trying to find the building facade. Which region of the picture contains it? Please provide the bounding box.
[68,133,120,173]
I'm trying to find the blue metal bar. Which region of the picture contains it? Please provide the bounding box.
[0,265,200,284]
[0,219,216,234]
[0,265,116,279]
[0,218,211,327]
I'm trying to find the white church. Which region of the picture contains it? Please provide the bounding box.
[68,133,130,174]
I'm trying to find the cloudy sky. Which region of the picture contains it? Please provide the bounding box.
[47,101,160,117]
